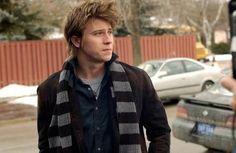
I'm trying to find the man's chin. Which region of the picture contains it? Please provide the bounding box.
[103,57,112,62]
[102,54,112,61]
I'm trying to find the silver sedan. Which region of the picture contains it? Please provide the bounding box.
[138,58,223,100]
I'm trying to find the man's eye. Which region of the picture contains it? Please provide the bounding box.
[94,32,103,36]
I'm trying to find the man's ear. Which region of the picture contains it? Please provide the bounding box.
[71,36,81,48]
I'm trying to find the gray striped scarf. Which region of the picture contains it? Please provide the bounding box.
[48,59,142,153]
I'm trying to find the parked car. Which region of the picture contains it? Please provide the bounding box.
[172,76,234,152]
[138,58,223,100]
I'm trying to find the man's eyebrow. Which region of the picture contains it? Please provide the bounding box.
[90,29,104,34]
[91,28,113,33]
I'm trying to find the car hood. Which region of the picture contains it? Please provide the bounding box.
[180,91,231,108]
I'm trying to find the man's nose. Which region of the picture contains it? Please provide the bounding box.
[103,33,113,43]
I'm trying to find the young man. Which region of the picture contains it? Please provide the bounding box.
[37,0,171,153]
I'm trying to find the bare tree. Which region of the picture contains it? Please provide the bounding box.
[184,0,226,49]
[144,0,228,47]
[116,0,194,64]
[116,0,144,65]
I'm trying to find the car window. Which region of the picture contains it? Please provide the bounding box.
[138,61,163,77]
[183,60,204,72]
[143,64,156,75]
[161,61,185,76]
[140,63,160,77]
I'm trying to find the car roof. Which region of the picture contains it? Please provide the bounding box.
[143,57,198,63]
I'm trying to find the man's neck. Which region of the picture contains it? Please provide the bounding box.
[76,59,105,80]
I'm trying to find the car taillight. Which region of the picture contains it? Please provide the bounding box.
[176,106,187,118]
[226,115,236,128]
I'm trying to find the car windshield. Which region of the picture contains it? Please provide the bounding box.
[138,61,163,77]
[207,79,232,96]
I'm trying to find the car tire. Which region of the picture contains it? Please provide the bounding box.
[207,148,227,153]
[201,81,214,91]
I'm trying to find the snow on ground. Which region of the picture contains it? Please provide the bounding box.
[8,96,38,107]
[0,84,38,107]
[206,54,232,61]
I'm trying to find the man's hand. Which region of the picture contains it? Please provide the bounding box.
[221,76,236,110]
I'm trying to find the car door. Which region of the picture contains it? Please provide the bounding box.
[154,60,187,98]
[182,60,207,93]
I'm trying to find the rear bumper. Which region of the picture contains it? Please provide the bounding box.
[172,118,233,152]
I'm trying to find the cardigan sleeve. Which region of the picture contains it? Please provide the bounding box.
[140,70,171,153]
[37,85,51,153]
[37,72,59,153]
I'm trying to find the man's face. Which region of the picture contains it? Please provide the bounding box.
[78,18,114,63]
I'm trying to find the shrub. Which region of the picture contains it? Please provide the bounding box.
[210,42,230,54]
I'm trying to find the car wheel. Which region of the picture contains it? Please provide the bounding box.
[207,148,227,153]
[201,81,214,91]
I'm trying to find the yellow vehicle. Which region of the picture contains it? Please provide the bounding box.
[196,42,209,60]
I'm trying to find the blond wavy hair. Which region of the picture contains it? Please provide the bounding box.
[64,0,120,57]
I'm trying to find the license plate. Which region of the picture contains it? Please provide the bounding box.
[196,122,215,136]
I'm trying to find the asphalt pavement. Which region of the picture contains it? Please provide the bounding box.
[0,102,37,153]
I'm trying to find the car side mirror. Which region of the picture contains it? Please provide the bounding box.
[157,71,167,78]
